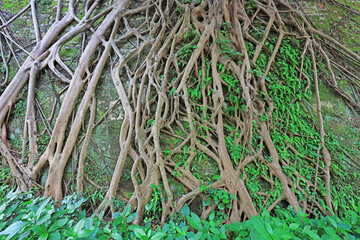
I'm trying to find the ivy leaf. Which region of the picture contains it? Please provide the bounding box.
[218,203,225,210]
[145,203,152,211]
[203,199,210,206]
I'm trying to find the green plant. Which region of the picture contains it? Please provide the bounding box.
[201,183,234,212]
[0,169,11,185]
[145,184,164,223]
[217,23,243,60]
[0,185,359,239]
[171,146,190,177]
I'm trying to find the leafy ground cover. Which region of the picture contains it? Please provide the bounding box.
[0,185,359,240]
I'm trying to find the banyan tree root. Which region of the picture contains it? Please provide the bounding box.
[0,0,359,223]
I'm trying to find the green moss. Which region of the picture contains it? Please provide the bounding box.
[311,1,360,53]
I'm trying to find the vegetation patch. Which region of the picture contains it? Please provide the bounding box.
[0,0,359,233]
[0,186,360,239]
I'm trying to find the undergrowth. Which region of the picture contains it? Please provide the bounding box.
[0,185,360,240]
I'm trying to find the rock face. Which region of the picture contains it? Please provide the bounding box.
[316,80,360,159]
[283,0,360,164]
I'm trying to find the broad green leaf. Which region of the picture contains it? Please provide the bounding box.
[113,215,125,226]
[33,225,47,235]
[126,212,138,223]
[111,232,122,240]
[99,235,110,240]
[98,210,105,220]
[84,218,94,229]
[36,197,52,219]
[338,222,351,231]
[39,233,48,240]
[77,229,93,238]
[324,227,341,240]
[327,217,337,229]
[0,221,27,239]
[0,222,7,232]
[246,217,267,235]
[134,228,147,239]
[181,204,190,217]
[222,199,230,204]
[128,224,140,231]
[36,212,52,225]
[49,232,61,240]
[5,204,18,216]
[348,210,358,225]
[273,229,295,240]
[225,222,242,232]
[0,203,6,215]
[63,229,74,237]
[187,213,202,231]
[288,223,299,230]
[150,232,166,240]
[113,212,121,219]
[79,210,86,219]
[303,229,320,240]
[73,219,85,234]
[210,227,220,235]
[123,204,131,216]
[162,223,169,233]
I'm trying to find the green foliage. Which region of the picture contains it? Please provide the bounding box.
[37,134,50,159]
[0,169,11,185]
[325,133,360,214]
[176,27,199,68]
[202,187,234,212]
[227,208,360,240]
[0,186,359,240]
[145,184,165,223]
[209,23,360,215]
[38,0,57,8]
[171,17,360,219]
[2,0,27,13]
[59,35,83,71]
[217,23,243,61]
